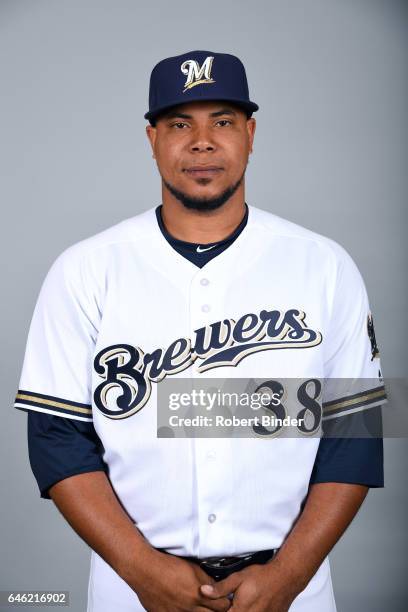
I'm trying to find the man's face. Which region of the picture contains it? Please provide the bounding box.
[146,101,256,210]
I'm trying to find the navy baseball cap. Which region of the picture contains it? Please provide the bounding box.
[145,50,259,124]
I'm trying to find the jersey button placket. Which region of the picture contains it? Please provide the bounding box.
[190,268,230,556]
[194,438,225,556]
[189,273,225,556]
[190,274,215,374]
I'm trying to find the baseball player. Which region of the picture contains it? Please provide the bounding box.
[15,50,386,612]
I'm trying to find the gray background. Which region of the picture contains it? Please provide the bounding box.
[1,0,407,610]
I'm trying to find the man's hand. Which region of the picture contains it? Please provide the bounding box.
[127,548,233,611]
[200,562,301,612]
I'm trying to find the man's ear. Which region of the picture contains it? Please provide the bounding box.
[247,117,256,154]
[146,124,157,158]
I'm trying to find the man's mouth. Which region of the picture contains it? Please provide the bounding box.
[183,166,223,179]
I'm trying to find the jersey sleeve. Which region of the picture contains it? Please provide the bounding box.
[14,246,99,422]
[322,246,387,421]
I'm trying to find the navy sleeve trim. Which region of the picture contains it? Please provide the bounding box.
[322,384,387,419]
[15,389,92,420]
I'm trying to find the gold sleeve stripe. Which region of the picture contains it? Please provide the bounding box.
[323,386,387,415]
[15,392,92,415]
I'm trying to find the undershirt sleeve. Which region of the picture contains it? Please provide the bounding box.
[309,406,384,487]
[25,410,108,499]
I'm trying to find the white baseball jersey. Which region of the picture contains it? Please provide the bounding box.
[15,204,386,611]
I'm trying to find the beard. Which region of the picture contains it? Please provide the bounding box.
[162,169,246,212]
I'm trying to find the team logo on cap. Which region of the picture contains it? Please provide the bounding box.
[181,56,215,93]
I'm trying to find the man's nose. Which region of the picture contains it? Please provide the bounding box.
[189,126,216,153]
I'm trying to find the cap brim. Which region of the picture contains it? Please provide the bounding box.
[144,97,259,122]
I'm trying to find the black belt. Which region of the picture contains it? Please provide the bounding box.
[157,548,278,582]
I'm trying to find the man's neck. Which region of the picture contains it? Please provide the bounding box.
[160,189,247,245]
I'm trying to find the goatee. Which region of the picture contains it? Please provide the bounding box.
[162,170,245,212]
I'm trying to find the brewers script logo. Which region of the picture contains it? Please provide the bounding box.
[93,307,322,420]
[181,56,215,92]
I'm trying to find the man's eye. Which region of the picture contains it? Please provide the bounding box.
[216,120,232,127]
[172,122,188,129]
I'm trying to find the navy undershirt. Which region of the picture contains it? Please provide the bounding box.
[25,205,384,498]
[155,203,249,268]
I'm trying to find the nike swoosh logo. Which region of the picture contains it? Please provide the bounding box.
[196,244,218,253]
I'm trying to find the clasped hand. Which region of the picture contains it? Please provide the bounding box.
[131,549,299,612]
[200,562,298,611]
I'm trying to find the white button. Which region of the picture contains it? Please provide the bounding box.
[207,451,216,460]
[200,278,209,286]
[208,513,217,523]
[201,304,210,313]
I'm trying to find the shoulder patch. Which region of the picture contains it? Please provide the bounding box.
[367,313,380,360]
